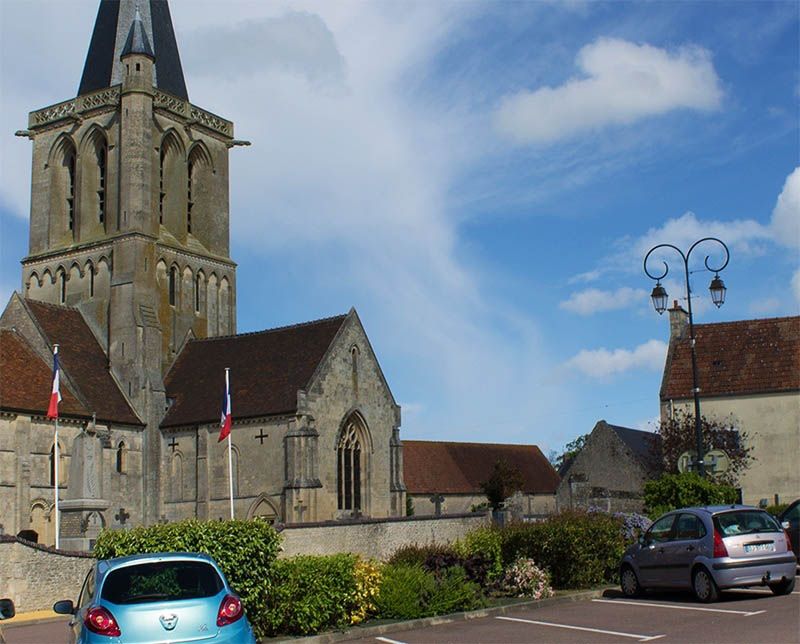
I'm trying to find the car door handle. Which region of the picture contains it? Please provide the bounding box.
[658,547,665,553]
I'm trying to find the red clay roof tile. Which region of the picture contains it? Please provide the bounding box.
[661,316,800,400]
[162,315,347,428]
[403,440,560,495]
[0,329,87,418]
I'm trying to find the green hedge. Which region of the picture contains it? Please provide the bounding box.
[264,554,362,636]
[643,472,737,518]
[496,512,626,588]
[93,519,281,640]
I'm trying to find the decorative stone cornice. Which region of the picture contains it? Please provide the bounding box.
[29,86,121,129]
[154,89,233,138]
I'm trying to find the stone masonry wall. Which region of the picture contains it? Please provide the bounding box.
[1,515,488,611]
[0,536,93,611]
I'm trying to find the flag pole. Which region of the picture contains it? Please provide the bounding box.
[226,368,234,520]
[52,344,60,549]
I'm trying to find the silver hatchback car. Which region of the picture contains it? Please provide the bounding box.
[620,505,797,602]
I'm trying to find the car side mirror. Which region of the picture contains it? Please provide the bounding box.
[53,600,75,615]
[638,536,645,546]
[0,598,15,620]
[782,520,790,529]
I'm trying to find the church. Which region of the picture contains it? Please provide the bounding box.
[0,0,405,551]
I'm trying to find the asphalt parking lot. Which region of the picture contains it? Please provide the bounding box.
[349,581,800,644]
[2,580,798,643]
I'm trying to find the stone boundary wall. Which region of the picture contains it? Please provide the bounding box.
[277,512,490,560]
[0,535,93,611]
[0,514,489,611]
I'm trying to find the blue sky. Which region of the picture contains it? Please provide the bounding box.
[1,1,798,458]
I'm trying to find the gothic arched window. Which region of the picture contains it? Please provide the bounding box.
[169,266,177,306]
[115,441,126,474]
[337,422,361,511]
[67,152,76,232]
[97,147,106,224]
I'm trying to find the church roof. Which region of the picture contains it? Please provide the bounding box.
[23,300,142,425]
[79,0,188,99]
[661,315,800,400]
[162,315,348,428]
[403,440,560,495]
[121,9,154,59]
[0,329,87,418]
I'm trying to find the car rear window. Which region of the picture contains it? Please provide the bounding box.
[101,561,224,604]
[713,510,781,537]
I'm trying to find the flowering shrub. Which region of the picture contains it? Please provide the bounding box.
[614,512,653,541]
[348,557,382,624]
[501,558,554,599]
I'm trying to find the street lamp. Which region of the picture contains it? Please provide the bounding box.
[643,237,730,476]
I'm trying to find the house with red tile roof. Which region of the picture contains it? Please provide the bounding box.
[661,304,800,505]
[403,440,560,517]
[0,1,404,549]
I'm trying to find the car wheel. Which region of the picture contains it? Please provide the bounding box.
[769,577,796,596]
[620,566,642,597]
[692,567,719,603]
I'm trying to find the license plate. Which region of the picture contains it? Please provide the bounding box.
[744,542,774,553]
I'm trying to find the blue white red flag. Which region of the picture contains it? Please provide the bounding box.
[46,345,62,420]
[218,369,231,442]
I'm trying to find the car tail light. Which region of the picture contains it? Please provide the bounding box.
[784,528,794,553]
[713,529,729,558]
[85,606,121,637]
[217,594,243,626]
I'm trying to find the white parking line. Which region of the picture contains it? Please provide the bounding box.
[731,588,800,596]
[496,615,665,641]
[375,637,407,644]
[592,598,765,616]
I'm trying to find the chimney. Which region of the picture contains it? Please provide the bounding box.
[668,300,689,341]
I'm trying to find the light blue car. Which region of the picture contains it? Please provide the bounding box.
[54,552,256,643]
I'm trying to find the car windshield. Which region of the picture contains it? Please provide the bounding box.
[713,510,781,537]
[101,561,224,604]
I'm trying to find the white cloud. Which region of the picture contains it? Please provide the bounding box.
[494,38,723,144]
[770,167,800,250]
[749,297,781,316]
[564,339,668,378]
[560,286,647,315]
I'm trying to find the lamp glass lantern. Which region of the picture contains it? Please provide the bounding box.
[709,274,726,308]
[650,282,668,315]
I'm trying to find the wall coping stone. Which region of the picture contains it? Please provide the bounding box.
[0,534,94,558]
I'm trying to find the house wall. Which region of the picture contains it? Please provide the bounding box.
[408,493,556,517]
[555,424,650,513]
[661,391,800,506]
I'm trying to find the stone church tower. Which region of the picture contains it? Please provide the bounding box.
[18,0,239,525]
[1,0,405,548]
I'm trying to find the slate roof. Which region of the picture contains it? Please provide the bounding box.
[0,329,86,418]
[79,0,188,99]
[403,440,560,495]
[661,316,800,400]
[121,10,154,59]
[607,424,659,464]
[24,300,142,425]
[162,315,348,428]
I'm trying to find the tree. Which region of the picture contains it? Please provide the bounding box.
[480,459,525,511]
[643,472,738,519]
[550,434,590,473]
[651,410,753,487]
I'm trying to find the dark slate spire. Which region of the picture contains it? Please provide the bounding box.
[121,9,154,59]
[78,0,188,100]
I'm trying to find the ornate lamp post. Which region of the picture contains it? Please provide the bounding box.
[644,237,729,475]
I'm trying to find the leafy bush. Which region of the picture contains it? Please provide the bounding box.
[765,503,788,516]
[422,550,493,587]
[93,519,282,641]
[375,563,484,621]
[500,557,554,599]
[349,558,382,625]
[454,525,504,581]
[264,554,361,636]
[643,472,737,519]
[386,542,456,568]
[498,512,626,588]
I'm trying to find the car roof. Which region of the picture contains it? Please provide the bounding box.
[97,552,218,575]
[666,504,759,516]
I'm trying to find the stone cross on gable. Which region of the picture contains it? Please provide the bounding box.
[115,507,130,525]
[430,494,444,516]
[294,499,308,523]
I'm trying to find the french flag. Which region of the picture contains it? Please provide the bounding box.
[218,368,231,442]
[46,345,62,420]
